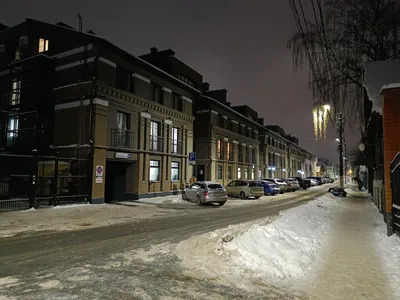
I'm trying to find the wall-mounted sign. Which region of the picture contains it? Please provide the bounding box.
[115,152,131,159]
[95,165,103,184]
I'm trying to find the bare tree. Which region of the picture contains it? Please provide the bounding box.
[288,0,400,126]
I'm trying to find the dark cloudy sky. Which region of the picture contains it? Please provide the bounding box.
[1,0,361,163]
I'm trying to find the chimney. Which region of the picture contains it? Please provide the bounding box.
[150,47,158,54]
[258,118,264,125]
[226,102,231,107]
[203,82,210,92]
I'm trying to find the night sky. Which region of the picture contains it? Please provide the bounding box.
[1,0,360,163]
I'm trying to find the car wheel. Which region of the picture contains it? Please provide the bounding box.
[240,192,246,200]
[196,195,202,206]
[182,192,187,200]
[218,202,226,207]
[254,196,260,199]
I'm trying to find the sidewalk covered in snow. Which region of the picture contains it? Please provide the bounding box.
[177,188,400,300]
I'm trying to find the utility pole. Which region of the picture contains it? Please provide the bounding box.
[337,112,345,188]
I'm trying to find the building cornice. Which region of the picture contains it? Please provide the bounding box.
[97,82,194,124]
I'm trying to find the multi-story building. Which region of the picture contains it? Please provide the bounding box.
[194,86,261,185]
[0,19,199,204]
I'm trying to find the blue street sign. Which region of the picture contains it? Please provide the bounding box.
[188,152,196,162]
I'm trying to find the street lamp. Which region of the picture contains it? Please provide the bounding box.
[335,138,340,142]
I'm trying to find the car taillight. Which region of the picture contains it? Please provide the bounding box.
[204,191,209,197]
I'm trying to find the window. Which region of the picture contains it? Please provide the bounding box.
[172,93,182,111]
[149,160,160,181]
[150,121,160,151]
[116,111,129,130]
[217,139,222,159]
[152,83,162,103]
[116,67,132,92]
[217,165,223,179]
[10,79,21,106]
[172,127,180,153]
[246,147,250,163]
[115,111,130,147]
[227,142,232,160]
[245,168,248,179]
[237,167,241,179]
[7,117,19,138]
[251,168,255,180]
[238,145,243,162]
[15,46,21,60]
[228,166,232,179]
[38,38,49,53]
[171,162,179,181]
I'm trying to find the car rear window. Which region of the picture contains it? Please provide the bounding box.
[208,184,223,190]
[276,179,284,183]
[249,181,263,187]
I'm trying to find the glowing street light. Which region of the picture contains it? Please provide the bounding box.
[335,138,340,142]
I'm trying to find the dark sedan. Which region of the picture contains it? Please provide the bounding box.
[295,177,311,189]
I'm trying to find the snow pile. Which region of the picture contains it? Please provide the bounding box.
[223,194,341,280]
[370,202,400,295]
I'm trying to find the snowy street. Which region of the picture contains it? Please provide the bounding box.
[1,185,399,299]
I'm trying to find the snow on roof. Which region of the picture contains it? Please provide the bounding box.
[364,59,400,114]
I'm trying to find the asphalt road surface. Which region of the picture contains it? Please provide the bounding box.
[0,186,332,300]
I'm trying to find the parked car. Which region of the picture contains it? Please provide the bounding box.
[225,180,264,199]
[260,180,280,195]
[182,181,227,206]
[262,178,288,194]
[323,177,335,183]
[294,177,311,189]
[283,178,300,191]
[306,176,323,185]
[308,178,318,186]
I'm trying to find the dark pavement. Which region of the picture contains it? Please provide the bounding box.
[0,186,331,300]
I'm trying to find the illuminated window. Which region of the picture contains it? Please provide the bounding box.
[237,167,241,179]
[7,117,19,138]
[10,79,21,106]
[217,139,222,159]
[227,142,232,160]
[38,38,49,53]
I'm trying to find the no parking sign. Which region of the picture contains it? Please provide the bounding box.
[96,165,104,184]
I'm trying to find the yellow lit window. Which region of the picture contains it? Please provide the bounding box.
[38,38,49,53]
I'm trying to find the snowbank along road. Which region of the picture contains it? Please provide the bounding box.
[0,185,333,299]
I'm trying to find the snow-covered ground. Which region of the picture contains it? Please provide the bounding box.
[0,203,179,238]
[177,190,400,299]
[177,193,341,292]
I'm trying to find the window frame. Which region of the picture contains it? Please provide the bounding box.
[149,160,160,182]
[171,161,180,181]
[38,38,49,53]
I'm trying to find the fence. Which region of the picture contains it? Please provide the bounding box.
[391,151,400,232]
[0,150,92,212]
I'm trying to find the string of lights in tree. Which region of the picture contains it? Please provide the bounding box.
[312,104,330,140]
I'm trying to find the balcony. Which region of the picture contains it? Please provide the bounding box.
[150,135,164,152]
[109,128,133,149]
[171,139,183,154]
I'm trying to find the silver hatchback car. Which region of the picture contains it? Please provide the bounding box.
[182,181,228,206]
